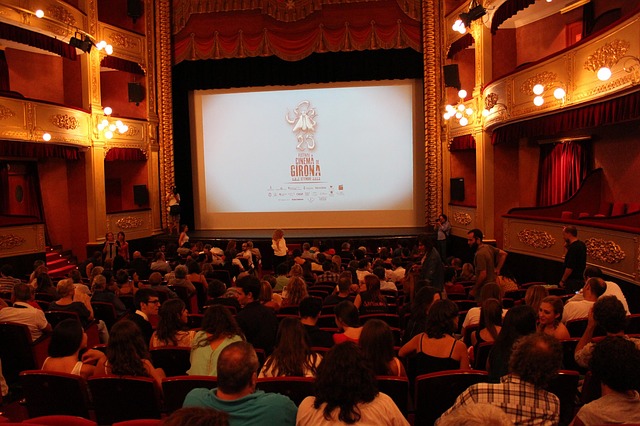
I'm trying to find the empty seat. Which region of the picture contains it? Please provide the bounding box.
[0,322,50,386]
[256,377,315,406]
[20,370,91,419]
[162,375,219,413]
[547,370,580,425]
[150,347,192,377]
[88,376,162,424]
[376,376,410,416]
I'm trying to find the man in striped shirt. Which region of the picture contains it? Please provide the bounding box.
[0,264,20,293]
[437,333,562,426]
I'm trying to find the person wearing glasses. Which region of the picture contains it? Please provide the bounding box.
[128,288,160,347]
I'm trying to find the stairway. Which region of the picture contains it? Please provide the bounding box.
[46,246,78,278]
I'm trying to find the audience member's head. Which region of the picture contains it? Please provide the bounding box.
[276,263,288,277]
[56,279,75,299]
[156,298,188,346]
[593,296,627,334]
[69,269,82,284]
[524,285,549,314]
[289,264,303,277]
[425,299,458,339]
[134,288,160,315]
[207,279,227,299]
[584,277,606,299]
[106,319,151,376]
[591,336,640,394]
[493,305,537,354]
[259,281,274,304]
[299,296,322,319]
[337,272,352,293]
[479,282,502,304]
[174,265,188,279]
[148,272,163,287]
[583,265,603,280]
[411,286,440,320]
[236,275,261,305]
[13,282,33,302]
[285,276,308,306]
[539,296,563,327]
[162,407,229,426]
[199,305,243,344]
[360,319,396,376]
[266,317,317,377]
[91,274,107,292]
[334,300,360,329]
[217,341,259,395]
[508,333,562,388]
[480,298,503,341]
[48,319,85,358]
[313,342,378,423]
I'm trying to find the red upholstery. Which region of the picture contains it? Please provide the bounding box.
[22,416,96,425]
[597,201,611,216]
[578,212,589,219]
[627,202,640,214]
[561,211,573,219]
[611,201,626,216]
[113,420,162,426]
[547,370,580,425]
[256,377,315,406]
[162,376,218,413]
[19,370,90,419]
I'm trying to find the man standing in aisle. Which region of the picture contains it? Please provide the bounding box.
[559,225,587,293]
[467,229,507,300]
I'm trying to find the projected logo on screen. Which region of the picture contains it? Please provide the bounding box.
[286,100,316,150]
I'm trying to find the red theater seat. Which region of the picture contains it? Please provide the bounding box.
[611,201,626,216]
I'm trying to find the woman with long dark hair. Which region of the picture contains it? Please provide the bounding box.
[187,305,244,376]
[537,295,570,340]
[333,301,363,344]
[297,342,408,425]
[95,319,165,386]
[360,319,406,377]
[471,298,503,347]
[150,298,195,349]
[259,317,322,378]
[282,276,308,307]
[402,286,441,343]
[354,274,388,315]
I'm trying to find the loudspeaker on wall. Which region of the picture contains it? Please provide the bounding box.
[128,83,145,105]
[443,64,461,90]
[450,177,465,201]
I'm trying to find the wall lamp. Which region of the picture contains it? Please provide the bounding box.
[444,89,475,126]
[532,82,566,106]
[96,107,128,139]
[452,0,486,34]
[584,39,638,81]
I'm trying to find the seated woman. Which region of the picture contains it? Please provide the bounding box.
[524,285,549,315]
[296,341,408,425]
[49,279,93,327]
[353,275,388,315]
[42,319,106,380]
[259,317,322,378]
[360,319,406,377]
[35,272,58,300]
[461,283,505,336]
[95,319,165,387]
[402,286,440,343]
[470,298,503,347]
[537,295,570,340]
[260,280,282,312]
[150,299,195,349]
[458,263,476,281]
[399,299,470,379]
[204,279,240,312]
[187,305,244,376]
[333,301,363,344]
[281,276,308,307]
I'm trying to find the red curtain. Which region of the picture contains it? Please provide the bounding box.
[0,22,77,60]
[0,51,8,92]
[491,0,536,34]
[101,56,145,75]
[449,134,476,151]
[104,147,146,162]
[491,91,640,145]
[0,141,78,160]
[536,141,590,206]
[447,33,473,59]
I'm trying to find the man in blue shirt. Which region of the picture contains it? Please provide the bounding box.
[183,341,297,425]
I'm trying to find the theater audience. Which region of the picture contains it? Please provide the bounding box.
[316,261,341,284]
[471,298,502,347]
[95,319,165,387]
[333,300,363,344]
[354,275,388,315]
[128,288,160,346]
[42,319,105,380]
[562,277,606,323]
[399,299,470,378]
[91,274,127,316]
[458,263,476,282]
[574,296,640,368]
[0,283,51,341]
[487,305,537,381]
[524,285,548,315]
[188,305,244,376]
[168,264,196,297]
[259,317,322,378]
[205,279,240,312]
[259,280,281,311]
[282,276,308,307]
[437,403,513,426]
[184,341,297,426]
[35,272,58,300]
[437,333,562,425]
[150,251,171,275]
[150,298,195,349]
[299,296,334,348]
[296,341,408,425]
[402,286,440,343]
[361,319,406,377]
[385,257,406,284]
[461,283,504,335]
[148,271,178,300]
[49,279,93,327]
[537,296,570,340]
[578,266,630,313]
[235,275,278,353]
[0,264,20,293]
[323,272,352,306]
[373,267,397,292]
[571,336,640,425]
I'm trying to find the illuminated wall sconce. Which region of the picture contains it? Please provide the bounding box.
[531,82,566,107]
[96,107,128,139]
[584,39,639,81]
[482,92,508,117]
[444,89,474,126]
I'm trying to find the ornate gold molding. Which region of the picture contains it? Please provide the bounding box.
[583,39,630,72]
[520,71,557,96]
[422,0,443,225]
[0,234,26,250]
[116,216,144,229]
[47,5,76,26]
[585,237,626,264]
[0,104,15,120]
[517,229,556,249]
[453,211,472,226]
[50,114,80,130]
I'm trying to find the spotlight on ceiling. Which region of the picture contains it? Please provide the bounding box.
[69,34,93,53]
[459,0,487,28]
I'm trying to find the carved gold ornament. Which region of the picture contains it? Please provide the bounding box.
[0,104,16,120]
[520,71,557,96]
[517,229,556,249]
[116,216,143,229]
[453,212,472,226]
[583,39,630,72]
[50,114,80,130]
[585,237,626,264]
[0,234,26,250]
[47,5,76,26]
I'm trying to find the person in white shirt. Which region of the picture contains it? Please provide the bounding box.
[385,257,406,283]
[0,283,51,341]
[567,266,631,314]
[373,267,397,292]
[562,277,606,323]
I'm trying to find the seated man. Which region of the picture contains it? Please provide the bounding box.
[129,251,150,280]
[572,336,640,425]
[0,264,20,293]
[183,341,297,426]
[148,272,178,300]
[574,296,640,369]
[91,274,127,316]
[373,267,397,292]
[235,276,278,353]
[128,288,160,347]
[562,277,606,323]
[315,261,341,284]
[437,333,562,425]
[299,297,333,348]
[567,266,631,314]
[323,272,352,306]
[0,283,51,341]
[167,265,196,297]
